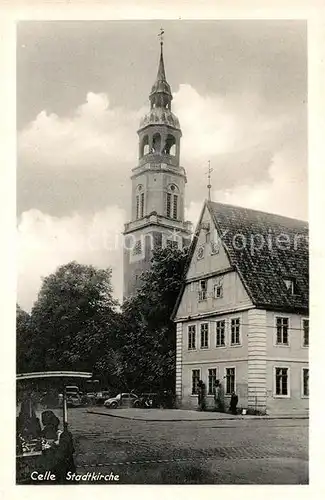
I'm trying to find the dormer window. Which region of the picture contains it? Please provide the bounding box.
[284,278,297,295]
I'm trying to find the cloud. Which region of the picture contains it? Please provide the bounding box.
[17,85,307,309]
[18,85,306,210]
[17,205,126,311]
[18,92,144,171]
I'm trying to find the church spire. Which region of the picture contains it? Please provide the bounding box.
[156,29,166,81]
[149,29,172,109]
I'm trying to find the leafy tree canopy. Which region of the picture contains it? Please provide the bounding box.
[16,304,32,373]
[29,261,120,374]
[121,246,189,392]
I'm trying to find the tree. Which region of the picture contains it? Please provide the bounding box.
[121,246,189,393]
[16,304,32,373]
[29,261,120,376]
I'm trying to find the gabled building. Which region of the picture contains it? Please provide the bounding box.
[172,200,309,416]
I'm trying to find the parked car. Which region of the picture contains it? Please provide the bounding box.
[133,393,158,408]
[84,392,97,405]
[58,386,81,407]
[104,392,138,409]
[95,391,111,406]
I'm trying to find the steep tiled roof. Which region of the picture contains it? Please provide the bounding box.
[208,201,309,314]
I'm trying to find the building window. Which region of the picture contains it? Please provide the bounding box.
[226,368,235,394]
[284,278,297,295]
[197,246,204,260]
[198,280,207,301]
[172,194,178,219]
[208,369,217,395]
[302,319,309,347]
[136,195,140,219]
[213,282,223,299]
[230,318,240,345]
[188,325,196,350]
[216,320,225,347]
[140,193,144,218]
[205,231,211,244]
[211,230,220,254]
[302,368,309,397]
[166,185,179,219]
[133,240,142,256]
[136,185,144,219]
[192,369,200,394]
[276,317,289,345]
[166,193,172,218]
[200,323,209,349]
[275,367,289,396]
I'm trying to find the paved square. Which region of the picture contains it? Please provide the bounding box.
[64,407,308,484]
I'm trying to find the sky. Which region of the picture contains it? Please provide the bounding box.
[17,20,307,312]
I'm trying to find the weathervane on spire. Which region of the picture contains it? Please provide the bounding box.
[207,161,213,201]
[158,28,165,46]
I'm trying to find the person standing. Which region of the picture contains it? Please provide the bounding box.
[214,380,225,412]
[197,380,206,411]
[40,410,76,484]
[230,392,238,415]
[213,380,219,411]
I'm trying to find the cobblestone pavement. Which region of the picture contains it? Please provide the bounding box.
[64,408,308,484]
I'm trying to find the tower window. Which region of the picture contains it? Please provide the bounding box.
[166,193,178,219]
[136,195,139,219]
[141,135,149,157]
[164,134,176,156]
[166,193,171,218]
[172,195,178,219]
[152,133,161,153]
[166,184,179,219]
[136,195,144,218]
[136,185,145,219]
[133,240,142,256]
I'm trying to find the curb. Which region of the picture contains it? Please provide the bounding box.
[86,410,309,423]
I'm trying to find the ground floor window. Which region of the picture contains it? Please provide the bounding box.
[192,369,200,395]
[208,368,217,395]
[302,368,309,397]
[225,368,235,394]
[275,367,289,396]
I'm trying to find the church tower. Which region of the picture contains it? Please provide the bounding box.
[123,35,192,298]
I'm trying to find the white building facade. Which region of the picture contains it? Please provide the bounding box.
[173,201,309,416]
